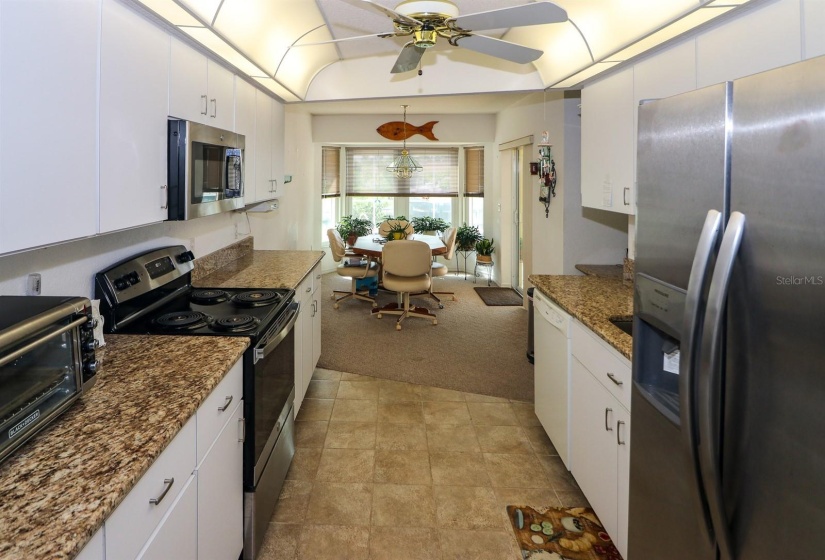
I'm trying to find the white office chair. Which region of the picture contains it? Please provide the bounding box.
[428,226,457,307]
[374,240,437,330]
[326,229,379,309]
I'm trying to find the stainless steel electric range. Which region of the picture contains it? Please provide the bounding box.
[94,245,297,560]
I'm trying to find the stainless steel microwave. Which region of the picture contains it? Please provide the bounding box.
[167,119,245,220]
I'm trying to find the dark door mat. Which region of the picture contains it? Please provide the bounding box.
[474,287,523,306]
[506,505,623,559]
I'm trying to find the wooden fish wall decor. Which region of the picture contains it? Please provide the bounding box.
[376,120,439,141]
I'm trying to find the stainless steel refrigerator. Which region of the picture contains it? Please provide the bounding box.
[629,55,825,560]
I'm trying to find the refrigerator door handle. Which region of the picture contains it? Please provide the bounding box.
[680,209,723,541]
[698,211,746,560]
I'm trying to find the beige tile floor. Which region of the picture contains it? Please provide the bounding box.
[257,368,589,560]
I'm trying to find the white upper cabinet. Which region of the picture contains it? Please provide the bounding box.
[207,59,235,131]
[581,66,635,215]
[253,90,275,203]
[271,99,286,193]
[696,0,801,88]
[169,38,235,130]
[235,78,257,204]
[0,0,99,254]
[100,0,170,233]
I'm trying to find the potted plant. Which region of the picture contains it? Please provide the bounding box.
[475,237,495,263]
[336,215,373,247]
[455,223,482,251]
[383,220,411,240]
[410,216,450,235]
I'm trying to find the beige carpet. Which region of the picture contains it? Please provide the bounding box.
[318,272,534,402]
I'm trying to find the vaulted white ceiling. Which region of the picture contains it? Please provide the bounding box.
[133,0,754,104]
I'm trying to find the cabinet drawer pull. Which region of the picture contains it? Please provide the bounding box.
[238,417,245,443]
[617,420,626,445]
[316,273,321,280]
[606,372,623,386]
[200,94,208,115]
[149,478,174,505]
[218,395,234,412]
[623,187,630,206]
[306,286,311,293]
[604,407,613,431]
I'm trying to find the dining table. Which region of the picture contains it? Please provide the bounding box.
[350,234,447,258]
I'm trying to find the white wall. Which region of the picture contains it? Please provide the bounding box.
[0,214,248,299]
[312,113,496,144]
[494,92,627,284]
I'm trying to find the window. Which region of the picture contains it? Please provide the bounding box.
[321,146,341,243]
[465,146,485,234]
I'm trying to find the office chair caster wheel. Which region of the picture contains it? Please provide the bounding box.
[395,323,402,331]
[372,302,378,308]
[438,304,444,309]
[377,313,382,319]
[333,303,339,309]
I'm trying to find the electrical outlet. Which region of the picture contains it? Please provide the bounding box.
[27,273,41,296]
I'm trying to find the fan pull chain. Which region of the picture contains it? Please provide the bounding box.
[418,58,423,76]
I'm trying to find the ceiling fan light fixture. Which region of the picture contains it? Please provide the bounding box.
[414,27,438,48]
[396,0,459,20]
[387,104,423,179]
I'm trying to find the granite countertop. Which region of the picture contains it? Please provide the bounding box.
[529,275,633,360]
[0,335,248,560]
[195,250,325,290]
[574,263,624,279]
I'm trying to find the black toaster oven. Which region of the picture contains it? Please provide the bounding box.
[0,296,99,464]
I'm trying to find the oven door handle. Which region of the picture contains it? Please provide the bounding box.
[254,302,300,364]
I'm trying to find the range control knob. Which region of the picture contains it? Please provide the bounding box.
[114,278,128,291]
[127,271,140,285]
[84,360,100,375]
[176,250,195,264]
[83,340,99,352]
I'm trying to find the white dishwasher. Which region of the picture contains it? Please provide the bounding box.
[533,289,572,469]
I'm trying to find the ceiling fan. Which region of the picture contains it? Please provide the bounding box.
[302,0,568,74]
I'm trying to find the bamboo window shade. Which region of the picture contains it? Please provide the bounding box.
[345,147,459,197]
[465,146,484,197]
[322,146,341,198]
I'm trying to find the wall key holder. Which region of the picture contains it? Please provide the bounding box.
[537,142,557,218]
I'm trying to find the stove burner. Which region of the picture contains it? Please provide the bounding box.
[190,289,230,305]
[153,311,211,331]
[212,314,260,332]
[232,290,282,307]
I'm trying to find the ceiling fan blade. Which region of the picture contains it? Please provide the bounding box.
[450,2,567,31]
[352,0,423,27]
[292,32,397,48]
[391,42,426,73]
[454,34,543,64]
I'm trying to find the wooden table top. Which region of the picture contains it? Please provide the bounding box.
[351,234,447,258]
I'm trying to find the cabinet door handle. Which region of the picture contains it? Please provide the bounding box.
[218,395,234,412]
[604,407,613,431]
[606,372,623,386]
[268,179,278,193]
[210,98,217,118]
[316,273,321,280]
[160,185,168,210]
[311,300,317,317]
[200,94,208,115]
[306,286,312,293]
[623,187,630,206]
[617,420,626,445]
[238,417,246,443]
[149,478,174,505]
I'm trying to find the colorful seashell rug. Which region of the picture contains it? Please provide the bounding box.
[506,506,623,560]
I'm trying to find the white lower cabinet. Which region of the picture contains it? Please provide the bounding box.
[294,264,322,414]
[75,528,104,560]
[197,399,244,560]
[138,474,198,560]
[103,359,244,560]
[570,323,631,559]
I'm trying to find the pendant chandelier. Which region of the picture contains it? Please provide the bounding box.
[386,105,423,179]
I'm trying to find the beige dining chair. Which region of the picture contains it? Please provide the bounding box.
[378,219,414,239]
[374,239,437,330]
[326,228,379,309]
[428,226,457,307]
